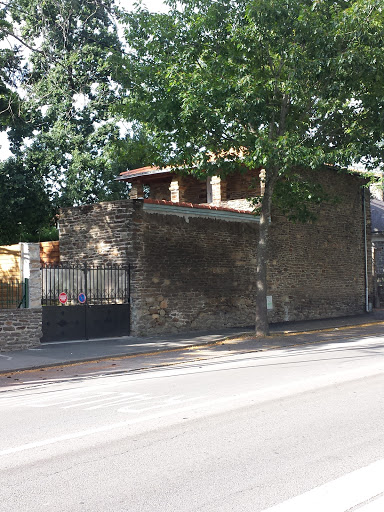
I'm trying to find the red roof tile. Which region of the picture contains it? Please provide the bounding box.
[117,166,171,180]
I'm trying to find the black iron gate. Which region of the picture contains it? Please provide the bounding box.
[41,263,130,342]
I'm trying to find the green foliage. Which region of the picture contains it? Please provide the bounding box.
[6,0,130,206]
[270,174,333,223]
[0,158,55,245]
[1,0,157,241]
[0,0,158,243]
[19,226,59,243]
[0,7,22,130]
[249,169,338,223]
[112,124,157,174]
[121,0,384,219]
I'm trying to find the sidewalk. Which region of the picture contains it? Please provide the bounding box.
[1,310,384,374]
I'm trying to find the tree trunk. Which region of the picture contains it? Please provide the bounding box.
[255,171,277,337]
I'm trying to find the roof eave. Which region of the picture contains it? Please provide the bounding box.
[115,168,172,181]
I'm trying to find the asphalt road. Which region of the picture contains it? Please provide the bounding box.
[1,332,384,511]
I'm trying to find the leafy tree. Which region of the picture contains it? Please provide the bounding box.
[113,123,157,174]
[121,0,384,335]
[0,157,54,245]
[0,1,155,243]
[0,6,22,130]
[5,0,127,205]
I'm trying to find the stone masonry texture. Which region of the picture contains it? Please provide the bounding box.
[60,200,135,265]
[0,309,42,351]
[59,167,372,336]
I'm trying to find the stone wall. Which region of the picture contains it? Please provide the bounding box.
[130,172,370,334]
[59,168,372,336]
[60,200,135,265]
[0,243,43,351]
[268,175,370,322]
[0,309,42,351]
[130,203,258,335]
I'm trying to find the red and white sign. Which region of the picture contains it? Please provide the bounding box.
[59,292,68,304]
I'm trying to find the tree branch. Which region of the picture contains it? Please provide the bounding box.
[278,93,289,136]
[1,28,44,54]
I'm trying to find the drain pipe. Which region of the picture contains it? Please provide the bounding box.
[362,188,370,312]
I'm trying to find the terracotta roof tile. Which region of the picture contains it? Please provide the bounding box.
[117,166,173,180]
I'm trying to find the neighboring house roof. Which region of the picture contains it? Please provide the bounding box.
[371,198,384,233]
[116,166,171,181]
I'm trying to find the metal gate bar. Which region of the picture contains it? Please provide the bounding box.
[41,263,130,342]
[41,264,130,306]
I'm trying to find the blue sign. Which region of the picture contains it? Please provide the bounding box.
[78,293,87,304]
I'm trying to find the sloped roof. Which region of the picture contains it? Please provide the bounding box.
[116,166,171,181]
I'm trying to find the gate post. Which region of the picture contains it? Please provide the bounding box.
[20,243,41,309]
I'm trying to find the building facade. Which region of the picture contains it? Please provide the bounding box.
[59,166,372,336]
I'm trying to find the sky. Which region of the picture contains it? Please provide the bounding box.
[0,0,168,161]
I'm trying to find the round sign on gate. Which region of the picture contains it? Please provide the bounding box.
[78,293,86,304]
[59,292,68,305]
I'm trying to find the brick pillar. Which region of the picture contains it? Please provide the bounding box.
[211,176,222,205]
[178,178,188,202]
[169,179,180,202]
[259,169,266,196]
[221,179,228,202]
[130,182,144,199]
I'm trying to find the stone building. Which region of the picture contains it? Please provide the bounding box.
[116,165,265,212]
[59,165,373,337]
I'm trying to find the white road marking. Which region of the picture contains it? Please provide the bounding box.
[60,393,148,409]
[117,395,203,413]
[0,399,217,456]
[260,459,384,512]
[0,389,113,408]
[357,495,384,511]
[0,346,383,456]
[32,392,117,408]
[85,394,155,410]
[0,362,382,457]
[2,357,383,410]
